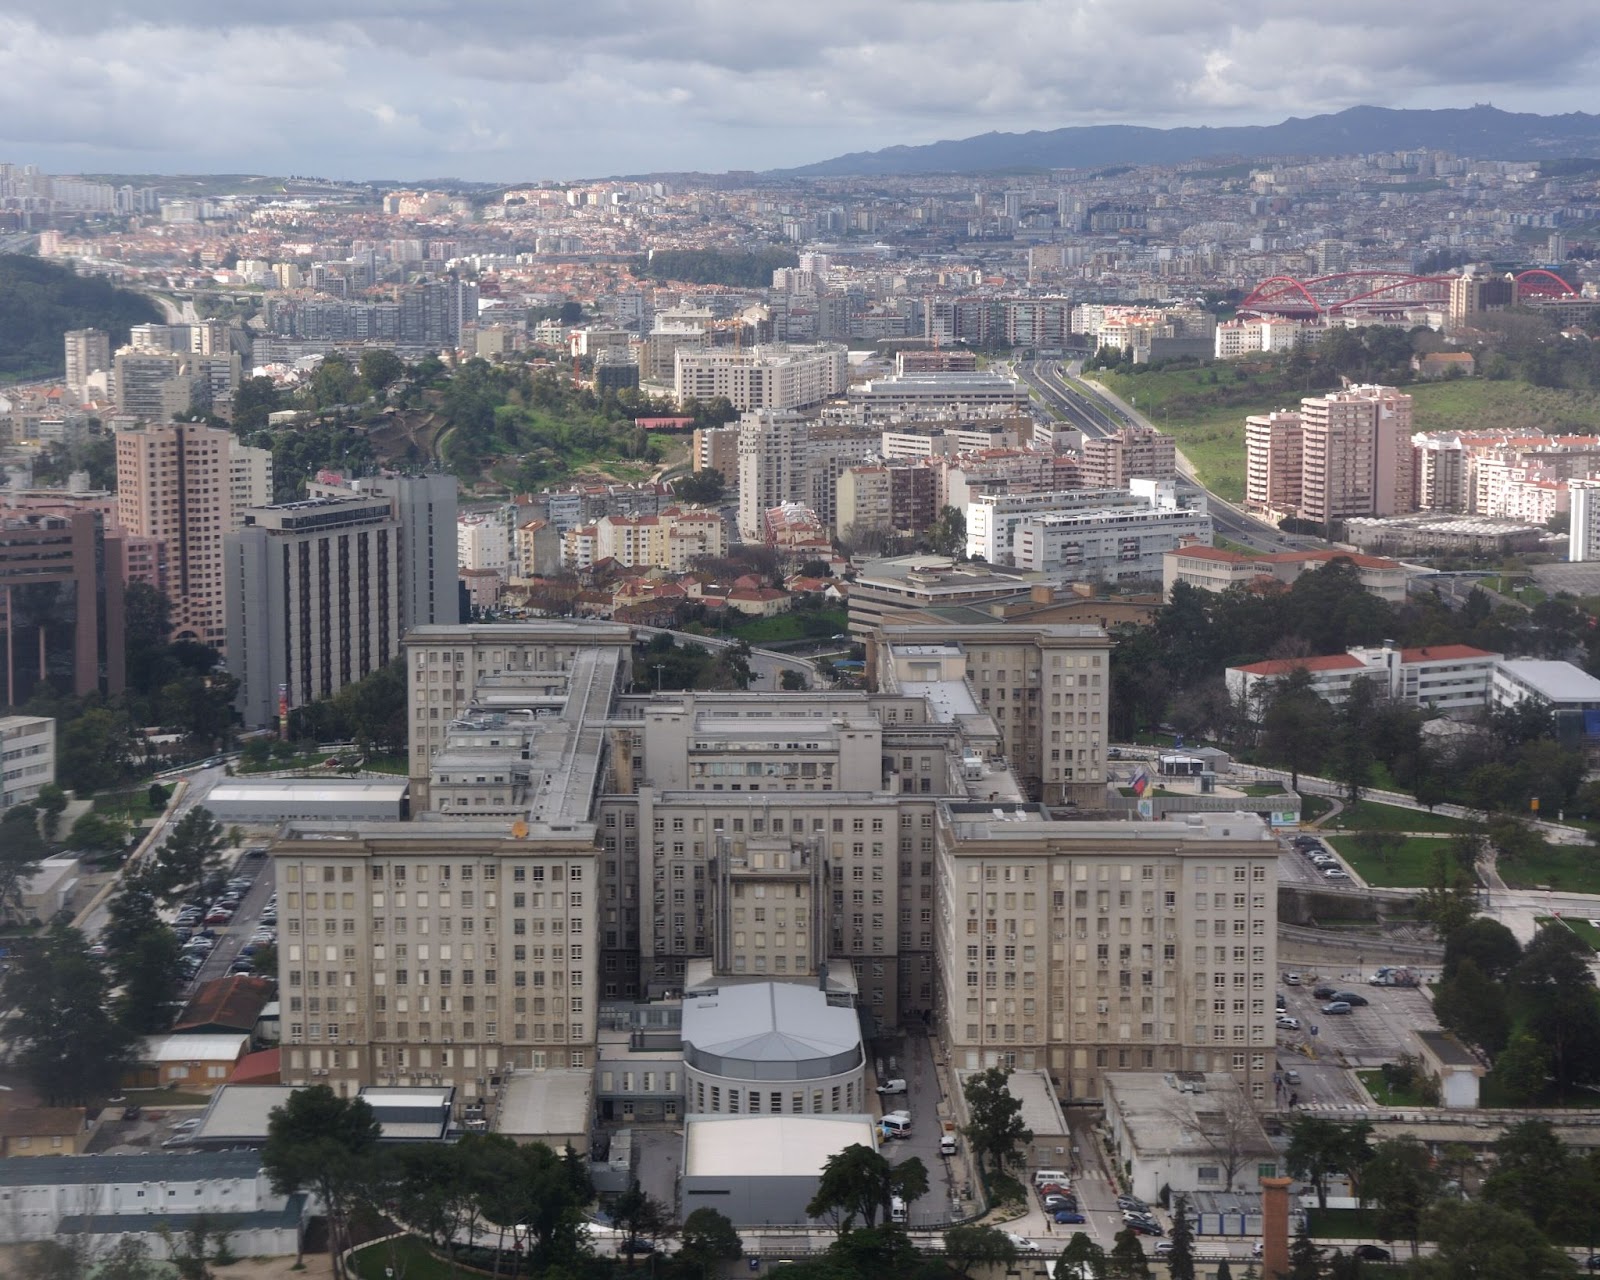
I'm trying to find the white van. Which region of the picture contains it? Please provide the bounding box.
[939,1133,958,1156]
[1033,1169,1070,1187]
[881,1114,911,1139]
[890,1195,907,1224]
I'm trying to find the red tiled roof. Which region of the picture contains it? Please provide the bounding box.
[230,1047,281,1084]
[173,975,275,1034]
[1233,654,1366,676]
[1398,645,1498,663]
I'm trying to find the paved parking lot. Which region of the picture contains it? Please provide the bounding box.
[184,852,275,986]
[1274,973,1441,1111]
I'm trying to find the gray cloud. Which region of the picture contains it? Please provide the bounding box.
[0,1,1596,180]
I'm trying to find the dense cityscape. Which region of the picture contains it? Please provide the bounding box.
[3,82,1600,1280]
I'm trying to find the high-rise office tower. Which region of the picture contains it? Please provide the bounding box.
[115,422,233,650]
[307,474,460,630]
[226,496,403,728]
[0,506,126,704]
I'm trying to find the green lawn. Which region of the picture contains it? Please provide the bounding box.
[92,788,168,821]
[1326,835,1460,888]
[1326,801,1472,834]
[1537,915,1600,951]
[1358,1069,1430,1107]
[1300,795,1334,823]
[361,753,410,776]
[350,1237,455,1280]
[1497,845,1600,894]
[722,606,847,645]
[1480,1072,1600,1110]
[1240,782,1292,797]
[1087,370,1600,508]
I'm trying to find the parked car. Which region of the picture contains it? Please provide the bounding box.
[876,1079,907,1094]
[1354,1246,1391,1262]
[1584,1255,1600,1272]
[1054,1210,1087,1225]
[122,1105,141,1121]
[1042,1195,1078,1212]
[1330,991,1370,1006]
[1277,1014,1301,1030]
[1116,1196,1148,1213]
[203,910,233,925]
[1323,868,1351,880]
[1321,1001,1353,1015]
[1312,985,1338,1000]
[1283,972,1302,986]
[1005,1233,1041,1253]
[1126,1221,1164,1238]
[1275,993,1287,1010]
[619,1239,656,1256]
[1154,1243,1175,1257]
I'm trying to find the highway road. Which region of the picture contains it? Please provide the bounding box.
[1017,360,1326,556]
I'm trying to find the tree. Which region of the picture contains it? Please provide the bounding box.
[2,921,134,1104]
[1108,1228,1151,1280]
[56,706,135,794]
[780,669,808,690]
[1167,1085,1264,1191]
[1481,1120,1589,1237]
[1513,925,1600,1088]
[68,810,129,855]
[34,783,67,842]
[673,468,726,504]
[1167,1195,1196,1280]
[1360,1135,1440,1258]
[1443,917,1521,981]
[1431,958,1511,1057]
[1288,1224,1322,1280]
[612,1179,672,1263]
[146,806,226,905]
[262,1085,381,1277]
[0,805,45,920]
[679,1207,743,1271]
[1490,1029,1550,1104]
[806,1144,927,1233]
[231,376,283,434]
[110,911,185,1035]
[1259,669,1334,790]
[944,1224,1020,1279]
[1057,1232,1109,1280]
[1416,850,1480,940]
[961,1067,1034,1181]
[497,1142,593,1269]
[1286,1116,1372,1210]
[1423,1200,1574,1280]
[358,348,407,396]
[926,506,967,558]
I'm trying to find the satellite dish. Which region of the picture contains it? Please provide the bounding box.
[511,819,529,839]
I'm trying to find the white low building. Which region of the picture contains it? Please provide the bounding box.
[1103,1071,1277,1202]
[1227,642,1501,716]
[0,714,54,809]
[1490,659,1600,719]
[681,1113,880,1225]
[0,1150,307,1256]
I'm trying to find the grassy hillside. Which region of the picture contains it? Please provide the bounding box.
[0,254,161,382]
[1091,366,1600,504]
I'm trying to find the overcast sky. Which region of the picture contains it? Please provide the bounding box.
[3,0,1597,182]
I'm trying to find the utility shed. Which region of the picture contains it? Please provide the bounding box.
[682,1113,879,1225]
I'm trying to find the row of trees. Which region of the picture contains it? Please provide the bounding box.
[0,806,236,1101]
[1433,916,1600,1099]
[1285,1114,1600,1260]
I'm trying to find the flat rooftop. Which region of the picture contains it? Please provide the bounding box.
[683,1114,879,1178]
[206,779,410,804]
[498,1069,593,1138]
[1496,659,1600,703]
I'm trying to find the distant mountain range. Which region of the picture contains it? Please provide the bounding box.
[774,105,1600,178]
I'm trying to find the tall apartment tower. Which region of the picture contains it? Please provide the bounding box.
[1296,386,1414,525]
[1243,411,1304,515]
[737,410,809,540]
[226,496,403,728]
[113,349,197,423]
[63,329,111,402]
[1570,481,1600,562]
[229,445,274,530]
[116,422,233,649]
